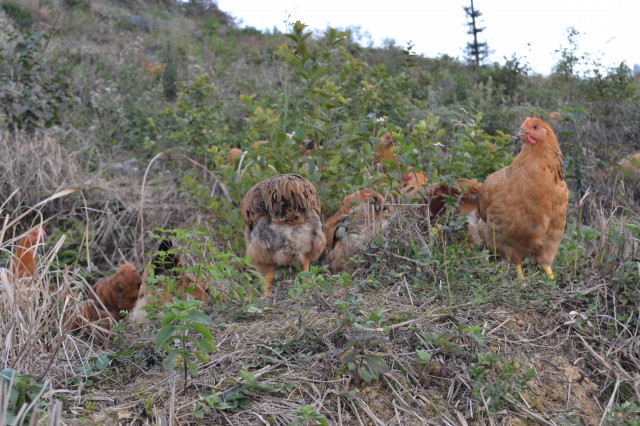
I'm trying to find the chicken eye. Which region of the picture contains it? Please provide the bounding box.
[533,125,538,130]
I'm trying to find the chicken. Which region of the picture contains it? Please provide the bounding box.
[242,174,325,297]
[72,262,142,329]
[2,228,47,285]
[399,171,481,221]
[227,147,244,163]
[130,239,208,323]
[323,189,389,273]
[401,169,428,196]
[374,133,397,173]
[467,117,568,280]
[428,178,483,219]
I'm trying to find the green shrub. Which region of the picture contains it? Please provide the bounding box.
[61,0,91,11]
[1,1,34,30]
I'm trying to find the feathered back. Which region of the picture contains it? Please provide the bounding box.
[242,174,321,228]
[324,189,386,249]
[90,262,142,314]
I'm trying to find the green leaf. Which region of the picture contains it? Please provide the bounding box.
[238,370,255,383]
[189,322,214,341]
[336,347,356,364]
[161,311,177,327]
[155,325,176,348]
[195,338,216,355]
[94,354,110,371]
[358,366,377,384]
[416,350,432,363]
[187,309,215,325]
[365,355,389,374]
[162,349,179,370]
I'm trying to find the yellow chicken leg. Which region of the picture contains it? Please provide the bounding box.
[515,263,524,279]
[542,265,555,280]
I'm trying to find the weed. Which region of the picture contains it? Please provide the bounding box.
[470,352,534,413]
[155,299,216,393]
[290,405,329,426]
[0,368,47,425]
[336,333,390,386]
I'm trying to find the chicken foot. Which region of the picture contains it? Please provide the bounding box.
[542,264,555,280]
[258,265,276,298]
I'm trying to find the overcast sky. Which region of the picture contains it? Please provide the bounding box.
[215,0,640,75]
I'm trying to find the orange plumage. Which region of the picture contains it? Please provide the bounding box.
[73,262,142,329]
[467,117,568,280]
[242,174,325,297]
[9,228,46,282]
[374,133,397,173]
[323,189,389,273]
[428,178,483,219]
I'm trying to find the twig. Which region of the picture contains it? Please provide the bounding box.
[353,318,417,333]
[598,378,620,426]
[486,317,511,335]
[402,275,415,306]
[578,334,612,370]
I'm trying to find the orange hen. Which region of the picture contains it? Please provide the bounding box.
[242,174,325,297]
[323,189,389,273]
[467,117,568,280]
[7,228,47,283]
[73,262,142,329]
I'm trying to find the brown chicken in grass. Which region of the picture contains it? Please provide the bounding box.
[73,262,142,329]
[242,174,325,297]
[1,228,47,289]
[130,239,208,323]
[467,117,568,280]
[374,133,398,173]
[323,189,390,273]
[400,170,481,221]
[428,178,483,219]
[10,228,47,281]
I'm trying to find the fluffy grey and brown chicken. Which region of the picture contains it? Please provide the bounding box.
[242,174,325,297]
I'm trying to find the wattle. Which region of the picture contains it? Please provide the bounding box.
[527,135,537,144]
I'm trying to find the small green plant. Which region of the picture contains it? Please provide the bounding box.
[470,352,534,412]
[155,299,216,393]
[289,265,333,311]
[606,400,640,426]
[195,370,285,417]
[1,1,34,30]
[336,333,389,385]
[0,368,47,425]
[0,31,70,132]
[290,405,329,426]
[78,354,111,387]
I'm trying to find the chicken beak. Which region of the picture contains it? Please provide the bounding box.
[515,127,527,139]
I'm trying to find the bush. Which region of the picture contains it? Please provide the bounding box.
[61,0,91,11]
[1,1,35,30]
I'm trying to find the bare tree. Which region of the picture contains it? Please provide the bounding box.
[464,0,489,66]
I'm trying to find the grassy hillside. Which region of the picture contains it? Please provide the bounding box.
[0,0,639,424]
